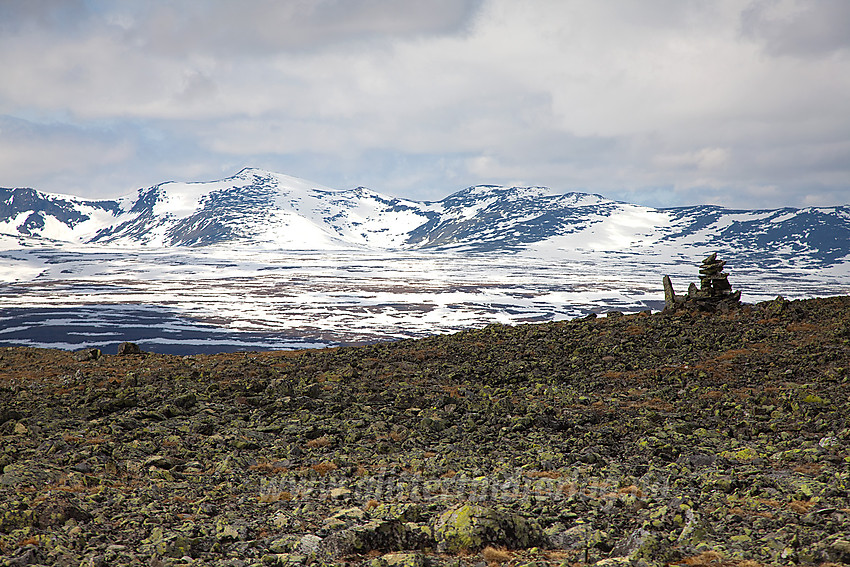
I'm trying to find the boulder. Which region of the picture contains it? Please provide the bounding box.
[33,498,91,528]
[320,519,407,557]
[432,503,546,553]
[73,348,102,362]
[117,342,142,355]
[380,552,425,567]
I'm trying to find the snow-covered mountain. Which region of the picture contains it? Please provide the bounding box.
[2,168,849,267]
[1,169,437,249]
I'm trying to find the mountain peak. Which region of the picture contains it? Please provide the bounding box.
[228,167,335,193]
[447,184,555,200]
[2,169,850,267]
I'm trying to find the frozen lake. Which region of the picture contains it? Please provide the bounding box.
[2,246,849,354]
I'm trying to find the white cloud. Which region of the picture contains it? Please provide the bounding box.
[0,0,847,208]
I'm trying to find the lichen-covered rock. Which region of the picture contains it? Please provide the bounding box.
[380,551,425,567]
[718,447,760,462]
[370,503,423,523]
[297,534,323,555]
[331,507,367,524]
[157,533,195,558]
[267,535,300,553]
[215,518,246,542]
[320,519,407,558]
[329,487,352,500]
[432,504,546,553]
[32,498,91,528]
[545,523,592,550]
[0,506,34,533]
[609,528,651,558]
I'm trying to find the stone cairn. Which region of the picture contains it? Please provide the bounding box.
[663,253,742,312]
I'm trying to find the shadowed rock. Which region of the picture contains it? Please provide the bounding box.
[73,348,101,362]
[116,341,142,355]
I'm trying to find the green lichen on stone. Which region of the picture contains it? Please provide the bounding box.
[381,551,425,567]
[432,503,545,553]
[0,508,34,533]
[433,504,477,552]
[719,447,760,461]
[370,503,422,523]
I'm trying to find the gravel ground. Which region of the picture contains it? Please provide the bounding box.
[1,295,849,567]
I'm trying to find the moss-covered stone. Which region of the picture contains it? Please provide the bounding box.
[432,504,545,553]
[380,551,425,567]
[321,519,407,557]
[0,508,34,533]
[718,447,760,461]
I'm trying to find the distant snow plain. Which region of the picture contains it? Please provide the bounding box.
[2,168,848,353]
[2,242,848,354]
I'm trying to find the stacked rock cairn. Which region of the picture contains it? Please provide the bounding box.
[663,253,742,312]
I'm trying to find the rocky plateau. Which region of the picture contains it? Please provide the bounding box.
[1,295,849,566]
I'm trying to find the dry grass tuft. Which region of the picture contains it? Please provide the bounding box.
[628,397,675,412]
[788,499,816,514]
[715,349,751,362]
[681,550,723,565]
[699,390,725,400]
[793,462,823,475]
[482,546,512,565]
[306,436,331,449]
[617,484,644,497]
[526,470,562,479]
[258,491,292,503]
[311,461,338,476]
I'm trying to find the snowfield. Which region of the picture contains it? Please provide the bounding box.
[1,245,848,353]
[1,169,848,353]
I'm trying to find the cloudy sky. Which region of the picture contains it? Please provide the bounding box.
[1,0,848,208]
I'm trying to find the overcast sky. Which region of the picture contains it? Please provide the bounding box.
[1,0,848,208]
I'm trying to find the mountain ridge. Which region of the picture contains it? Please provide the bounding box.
[2,168,849,268]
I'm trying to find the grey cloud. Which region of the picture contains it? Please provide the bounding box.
[0,0,89,33]
[741,0,850,57]
[121,0,483,55]
[0,0,482,55]
[0,114,219,197]
[0,114,135,191]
